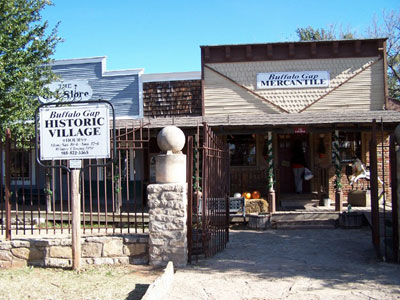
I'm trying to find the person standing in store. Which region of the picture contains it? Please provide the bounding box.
[291,140,306,194]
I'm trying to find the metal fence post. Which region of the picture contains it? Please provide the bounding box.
[5,129,11,240]
[370,119,381,258]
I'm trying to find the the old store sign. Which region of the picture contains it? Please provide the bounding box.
[39,80,93,103]
[39,104,110,160]
[257,71,330,89]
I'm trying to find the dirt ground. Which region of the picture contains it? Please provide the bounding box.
[166,228,400,300]
[0,264,162,300]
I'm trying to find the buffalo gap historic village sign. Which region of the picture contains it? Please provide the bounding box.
[39,104,110,160]
[256,71,330,89]
[36,79,113,271]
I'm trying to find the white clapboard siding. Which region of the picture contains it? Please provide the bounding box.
[204,57,383,115]
[204,67,282,115]
[306,59,384,112]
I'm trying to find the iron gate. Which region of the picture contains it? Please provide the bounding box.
[187,123,230,263]
[370,119,399,262]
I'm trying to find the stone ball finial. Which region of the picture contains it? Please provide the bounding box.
[157,126,185,153]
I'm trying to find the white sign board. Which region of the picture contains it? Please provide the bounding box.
[257,71,330,89]
[39,104,110,160]
[39,80,93,103]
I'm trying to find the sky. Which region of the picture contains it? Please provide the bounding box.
[42,0,400,74]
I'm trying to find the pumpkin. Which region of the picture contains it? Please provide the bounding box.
[242,192,252,199]
[251,190,261,199]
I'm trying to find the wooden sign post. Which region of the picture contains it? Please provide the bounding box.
[36,100,115,271]
[71,167,81,270]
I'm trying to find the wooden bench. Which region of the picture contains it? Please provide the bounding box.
[198,196,246,222]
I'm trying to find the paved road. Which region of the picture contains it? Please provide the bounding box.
[166,228,400,300]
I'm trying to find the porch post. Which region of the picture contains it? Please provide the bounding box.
[333,130,343,211]
[266,132,276,213]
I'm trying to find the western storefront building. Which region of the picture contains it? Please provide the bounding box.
[200,38,400,210]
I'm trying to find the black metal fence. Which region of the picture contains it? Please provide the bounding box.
[187,123,230,263]
[370,119,398,262]
[1,124,150,239]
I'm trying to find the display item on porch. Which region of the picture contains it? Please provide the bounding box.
[248,213,270,230]
[251,190,261,199]
[304,168,313,181]
[233,192,241,198]
[242,192,252,199]
[339,212,363,228]
[245,198,269,214]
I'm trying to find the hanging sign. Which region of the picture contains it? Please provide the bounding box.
[257,71,330,89]
[39,104,110,160]
[294,127,307,134]
[39,80,93,103]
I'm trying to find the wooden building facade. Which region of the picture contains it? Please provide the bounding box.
[199,38,399,209]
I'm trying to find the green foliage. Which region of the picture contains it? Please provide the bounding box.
[296,9,400,101]
[296,26,335,41]
[367,10,400,101]
[296,25,354,41]
[0,0,61,140]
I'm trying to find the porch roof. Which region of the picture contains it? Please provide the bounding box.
[115,110,400,130]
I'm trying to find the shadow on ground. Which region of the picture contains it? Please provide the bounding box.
[188,228,400,290]
[125,283,150,300]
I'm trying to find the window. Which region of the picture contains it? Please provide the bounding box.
[333,132,361,164]
[2,149,35,184]
[228,135,256,166]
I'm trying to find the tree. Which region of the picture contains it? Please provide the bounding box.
[367,10,400,101]
[296,9,400,101]
[0,0,61,140]
[296,25,354,41]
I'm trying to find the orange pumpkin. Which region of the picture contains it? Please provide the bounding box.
[242,192,252,199]
[251,190,261,199]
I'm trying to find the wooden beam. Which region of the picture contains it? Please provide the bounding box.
[204,47,210,60]
[246,45,252,59]
[267,44,273,59]
[355,40,362,55]
[289,43,295,57]
[332,42,339,56]
[225,46,231,60]
[311,42,317,56]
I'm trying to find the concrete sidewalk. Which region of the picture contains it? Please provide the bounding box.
[166,228,400,300]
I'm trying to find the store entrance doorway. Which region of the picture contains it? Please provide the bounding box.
[277,133,311,195]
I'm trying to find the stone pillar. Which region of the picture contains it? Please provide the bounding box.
[148,126,188,267]
[147,183,187,267]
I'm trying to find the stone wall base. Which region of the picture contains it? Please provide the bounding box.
[148,183,187,267]
[0,234,148,269]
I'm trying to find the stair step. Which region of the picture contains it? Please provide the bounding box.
[273,219,337,229]
[272,213,339,222]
